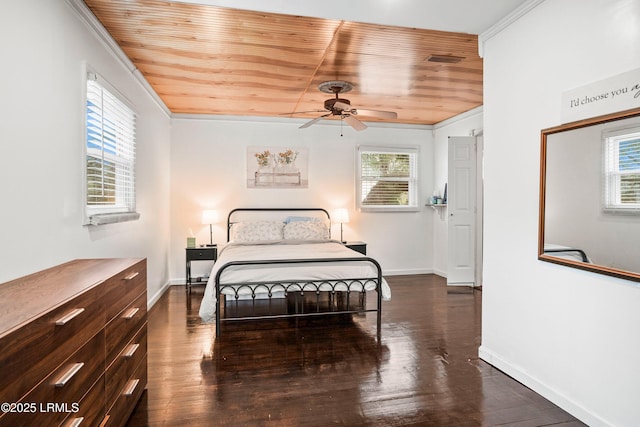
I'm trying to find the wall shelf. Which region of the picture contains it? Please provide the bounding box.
[426,203,447,220]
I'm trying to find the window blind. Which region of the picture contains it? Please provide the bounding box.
[357,147,418,211]
[85,75,137,223]
[604,129,640,211]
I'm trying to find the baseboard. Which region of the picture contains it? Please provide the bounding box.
[478,346,608,427]
[148,280,172,309]
[432,267,447,278]
[447,282,476,287]
[383,268,434,276]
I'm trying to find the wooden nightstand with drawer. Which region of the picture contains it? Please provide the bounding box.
[186,246,217,292]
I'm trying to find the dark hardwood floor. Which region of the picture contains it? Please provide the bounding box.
[127,275,585,426]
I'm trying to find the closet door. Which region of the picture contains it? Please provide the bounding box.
[447,136,477,286]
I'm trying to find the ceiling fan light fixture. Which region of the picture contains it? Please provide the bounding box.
[325,98,350,111]
[425,54,465,64]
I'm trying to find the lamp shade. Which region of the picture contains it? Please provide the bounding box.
[332,208,350,224]
[201,209,219,225]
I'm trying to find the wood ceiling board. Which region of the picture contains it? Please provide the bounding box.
[83,0,485,125]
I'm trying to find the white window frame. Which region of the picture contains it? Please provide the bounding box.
[603,126,640,214]
[83,68,139,225]
[356,146,419,212]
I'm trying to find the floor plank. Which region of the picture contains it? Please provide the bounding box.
[127,274,585,426]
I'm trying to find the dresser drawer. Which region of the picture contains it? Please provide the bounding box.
[105,323,147,407]
[0,284,105,405]
[105,291,147,367]
[60,374,106,427]
[0,330,104,427]
[104,354,147,427]
[0,258,146,427]
[104,259,146,321]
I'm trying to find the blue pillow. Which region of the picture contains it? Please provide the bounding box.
[284,216,320,224]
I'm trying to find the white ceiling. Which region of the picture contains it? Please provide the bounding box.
[172,0,533,34]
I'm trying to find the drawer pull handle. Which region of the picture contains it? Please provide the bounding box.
[54,362,84,387]
[123,378,140,396]
[64,417,84,427]
[124,272,139,281]
[55,308,85,326]
[123,343,140,358]
[123,307,139,319]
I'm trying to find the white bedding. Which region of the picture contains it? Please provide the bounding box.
[199,240,391,323]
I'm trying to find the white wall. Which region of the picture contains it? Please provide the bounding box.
[169,118,435,281]
[432,108,484,277]
[0,1,172,303]
[481,1,640,425]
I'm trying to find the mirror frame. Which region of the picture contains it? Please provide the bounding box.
[538,107,640,282]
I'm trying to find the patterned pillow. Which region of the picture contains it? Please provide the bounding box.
[230,221,284,242]
[283,221,329,240]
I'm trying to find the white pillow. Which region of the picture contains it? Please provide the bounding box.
[283,221,329,240]
[230,221,284,242]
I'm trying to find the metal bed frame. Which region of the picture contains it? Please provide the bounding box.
[214,208,383,339]
[543,248,589,263]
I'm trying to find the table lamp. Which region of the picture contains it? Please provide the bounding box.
[332,208,350,243]
[201,209,219,246]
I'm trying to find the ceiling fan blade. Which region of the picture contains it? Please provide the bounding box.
[333,101,397,119]
[352,108,398,119]
[299,114,331,129]
[279,109,326,115]
[344,115,367,131]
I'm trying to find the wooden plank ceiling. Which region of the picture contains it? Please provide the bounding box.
[83,0,483,125]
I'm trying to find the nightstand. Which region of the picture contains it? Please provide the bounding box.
[344,241,367,255]
[185,246,217,292]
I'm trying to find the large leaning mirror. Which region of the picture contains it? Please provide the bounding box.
[539,107,640,282]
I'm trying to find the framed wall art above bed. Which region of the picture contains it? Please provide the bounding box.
[247,146,309,188]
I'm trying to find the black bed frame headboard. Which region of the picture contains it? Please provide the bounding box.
[226,208,331,242]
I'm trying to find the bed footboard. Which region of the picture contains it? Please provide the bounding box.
[214,257,383,340]
[543,248,590,262]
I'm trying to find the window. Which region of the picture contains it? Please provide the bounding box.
[85,72,139,225]
[357,146,419,211]
[603,127,640,212]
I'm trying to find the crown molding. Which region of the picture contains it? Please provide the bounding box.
[478,0,546,58]
[172,113,434,131]
[65,0,171,118]
[433,106,483,130]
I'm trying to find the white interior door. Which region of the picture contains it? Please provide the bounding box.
[447,136,477,286]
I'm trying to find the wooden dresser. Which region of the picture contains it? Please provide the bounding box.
[0,258,147,427]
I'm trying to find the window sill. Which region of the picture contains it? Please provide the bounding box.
[360,207,420,213]
[603,207,640,215]
[87,212,140,225]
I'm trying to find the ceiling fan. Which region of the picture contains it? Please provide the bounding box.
[295,81,398,131]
